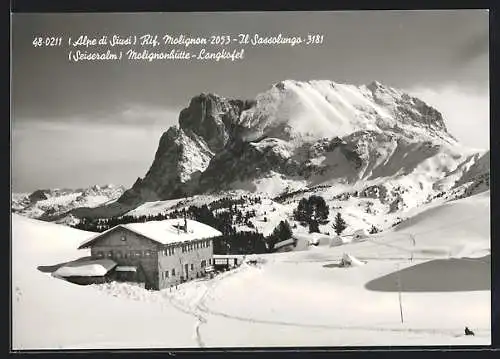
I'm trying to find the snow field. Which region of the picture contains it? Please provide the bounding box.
[12,191,490,348]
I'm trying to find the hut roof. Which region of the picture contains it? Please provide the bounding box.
[79,219,222,249]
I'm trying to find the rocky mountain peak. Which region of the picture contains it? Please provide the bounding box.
[178,93,252,152]
[106,79,474,211]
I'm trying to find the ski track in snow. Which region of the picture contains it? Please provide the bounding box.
[162,290,207,347]
[160,260,488,345]
[160,264,247,347]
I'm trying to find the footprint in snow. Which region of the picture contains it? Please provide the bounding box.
[15,287,22,302]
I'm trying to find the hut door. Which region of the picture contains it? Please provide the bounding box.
[184,263,189,278]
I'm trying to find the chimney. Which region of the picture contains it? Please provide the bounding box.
[183,210,188,233]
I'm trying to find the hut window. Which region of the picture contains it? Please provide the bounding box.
[172,268,176,276]
[120,236,126,242]
[190,263,194,270]
[135,251,142,257]
[144,250,151,256]
[96,251,104,258]
[165,270,169,278]
[107,252,113,258]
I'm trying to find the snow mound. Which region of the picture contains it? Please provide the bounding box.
[341,253,367,267]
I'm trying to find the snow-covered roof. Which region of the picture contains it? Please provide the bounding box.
[274,238,295,250]
[54,259,117,277]
[79,219,222,249]
[115,266,137,272]
[353,229,370,238]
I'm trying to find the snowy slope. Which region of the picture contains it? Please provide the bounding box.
[12,214,198,349]
[182,192,491,346]
[238,80,454,145]
[12,191,490,348]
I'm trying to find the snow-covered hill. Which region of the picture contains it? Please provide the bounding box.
[11,214,198,349]
[12,184,125,224]
[12,191,490,348]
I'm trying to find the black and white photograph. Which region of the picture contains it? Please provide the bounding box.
[11,9,491,349]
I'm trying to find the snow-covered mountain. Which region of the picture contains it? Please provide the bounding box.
[82,79,488,219]
[23,79,486,226]
[12,184,125,224]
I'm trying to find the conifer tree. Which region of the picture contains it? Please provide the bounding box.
[332,212,347,235]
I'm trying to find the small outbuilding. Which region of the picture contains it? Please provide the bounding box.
[352,229,370,241]
[53,258,117,285]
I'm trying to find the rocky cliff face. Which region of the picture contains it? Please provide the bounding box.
[109,79,486,214]
[118,94,254,206]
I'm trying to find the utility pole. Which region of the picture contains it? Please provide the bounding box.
[396,262,404,324]
[409,233,416,262]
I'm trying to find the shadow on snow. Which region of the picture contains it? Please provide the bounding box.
[364,255,490,292]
